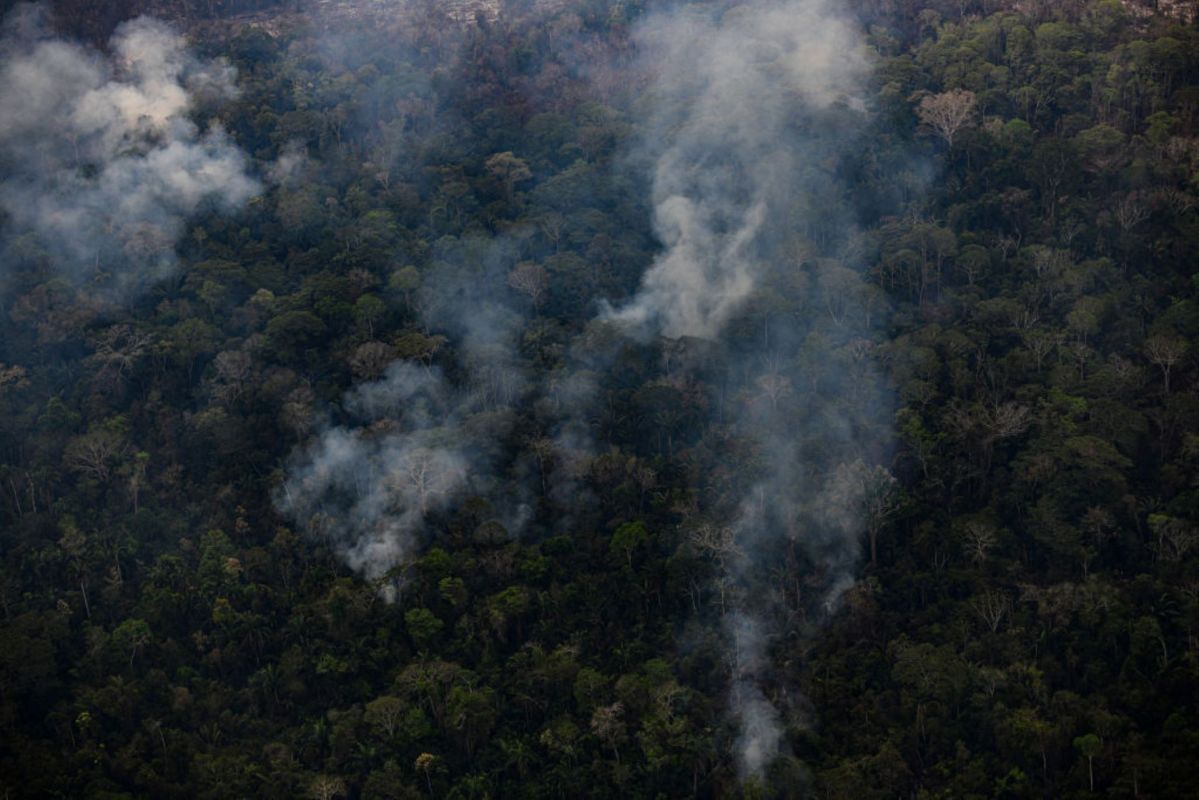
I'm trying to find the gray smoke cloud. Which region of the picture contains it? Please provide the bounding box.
[278,362,484,599]
[276,236,532,599]
[727,612,784,780]
[604,0,868,339]
[0,4,259,298]
[272,0,889,781]
[603,0,883,782]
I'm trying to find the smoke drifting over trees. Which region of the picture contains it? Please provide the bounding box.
[277,364,473,594]
[272,0,891,781]
[277,234,532,598]
[606,0,869,340]
[4,0,1197,795]
[601,0,888,780]
[0,3,259,299]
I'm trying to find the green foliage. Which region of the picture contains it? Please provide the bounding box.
[1,2,1199,798]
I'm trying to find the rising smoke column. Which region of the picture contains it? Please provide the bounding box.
[606,0,882,782]
[0,4,259,298]
[606,0,868,339]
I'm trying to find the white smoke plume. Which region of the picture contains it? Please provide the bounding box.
[0,4,259,298]
[728,612,784,781]
[604,0,868,339]
[603,0,880,782]
[277,363,482,599]
[276,237,532,598]
[272,0,886,781]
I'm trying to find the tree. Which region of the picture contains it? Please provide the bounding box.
[110,618,151,670]
[415,753,438,797]
[353,294,387,337]
[308,775,347,800]
[610,521,648,570]
[485,151,532,202]
[404,608,444,650]
[64,427,128,484]
[393,332,446,367]
[590,702,627,763]
[1074,733,1101,792]
[916,89,977,147]
[1144,335,1186,394]
[364,696,408,740]
[445,684,497,758]
[508,261,550,309]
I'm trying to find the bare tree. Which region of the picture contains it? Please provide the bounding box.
[1114,191,1150,232]
[209,350,254,405]
[916,88,978,147]
[590,702,627,763]
[307,775,346,800]
[1144,335,1187,394]
[971,590,1009,633]
[686,522,742,570]
[859,465,901,567]
[948,401,1031,476]
[87,325,155,392]
[507,261,550,310]
[685,522,743,613]
[963,521,998,565]
[279,386,317,442]
[387,448,464,515]
[755,371,792,413]
[536,212,566,252]
[1021,329,1061,371]
[983,401,1032,442]
[1150,515,1197,562]
[364,695,407,739]
[64,429,128,483]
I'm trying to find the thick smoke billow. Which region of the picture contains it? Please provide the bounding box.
[606,0,882,782]
[277,237,531,599]
[0,4,258,297]
[605,0,867,339]
[278,363,481,597]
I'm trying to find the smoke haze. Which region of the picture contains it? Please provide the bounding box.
[276,235,532,598]
[606,0,885,781]
[605,0,868,339]
[271,0,890,781]
[0,3,258,298]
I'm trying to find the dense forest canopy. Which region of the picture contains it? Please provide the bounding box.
[0,0,1198,797]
